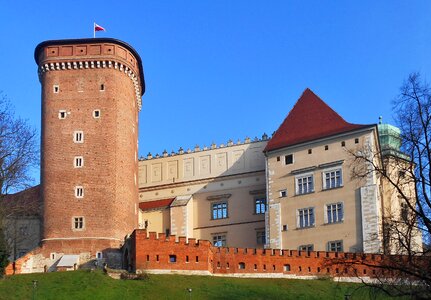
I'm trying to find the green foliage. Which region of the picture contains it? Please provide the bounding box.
[0,270,399,300]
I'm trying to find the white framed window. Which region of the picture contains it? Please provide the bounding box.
[73,217,84,230]
[75,186,84,198]
[53,85,59,93]
[297,207,315,228]
[93,110,101,118]
[323,168,342,189]
[74,156,84,168]
[73,131,84,143]
[254,197,266,214]
[284,154,293,165]
[58,110,67,119]
[50,253,56,260]
[256,231,266,245]
[298,244,314,252]
[296,173,314,195]
[279,189,287,198]
[212,202,228,220]
[96,252,103,259]
[328,240,343,252]
[212,234,226,247]
[326,202,343,224]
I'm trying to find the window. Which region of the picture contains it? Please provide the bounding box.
[212,234,226,247]
[323,168,342,189]
[276,156,280,162]
[279,189,287,198]
[341,141,346,147]
[299,244,314,252]
[355,138,359,144]
[53,85,59,93]
[74,131,84,143]
[308,149,312,154]
[50,253,56,260]
[169,255,177,263]
[324,145,329,150]
[238,262,245,269]
[296,174,314,194]
[100,84,105,91]
[256,231,266,245]
[401,203,409,222]
[212,202,228,219]
[298,208,315,228]
[93,110,101,118]
[254,197,266,214]
[282,224,288,231]
[328,240,343,252]
[73,217,84,230]
[75,186,84,198]
[58,110,67,119]
[74,156,83,168]
[96,252,103,259]
[326,203,343,223]
[285,154,293,165]
[284,264,291,272]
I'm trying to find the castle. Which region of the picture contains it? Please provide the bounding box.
[3,38,422,275]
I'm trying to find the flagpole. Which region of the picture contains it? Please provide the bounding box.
[93,22,95,38]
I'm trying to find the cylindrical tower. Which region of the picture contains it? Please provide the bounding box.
[35,38,145,257]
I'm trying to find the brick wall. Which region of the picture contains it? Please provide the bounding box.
[131,229,409,279]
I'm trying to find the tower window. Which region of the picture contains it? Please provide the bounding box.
[341,141,346,147]
[325,145,329,151]
[73,217,84,230]
[74,156,83,168]
[93,110,101,118]
[100,84,105,91]
[58,110,67,119]
[53,85,59,93]
[75,186,84,198]
[308,149,312,154]
[74,131,84,143]
[355,138,359,144]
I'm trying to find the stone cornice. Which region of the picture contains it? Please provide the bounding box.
[38,59,142,110]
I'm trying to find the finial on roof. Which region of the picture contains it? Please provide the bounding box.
[245,137,251,143]
[262,133,268,140]
[211,142,216,149]
[163,150,168,157]
[179,147,184,154]
[147,152,152,159]
[227,139,233,146]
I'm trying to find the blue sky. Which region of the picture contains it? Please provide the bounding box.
[1,1,430,185]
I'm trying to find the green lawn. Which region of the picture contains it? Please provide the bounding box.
[0,270,393,300]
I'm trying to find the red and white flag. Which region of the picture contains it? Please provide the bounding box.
[94,23,106,32]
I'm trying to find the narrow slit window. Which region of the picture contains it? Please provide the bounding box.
[75,186,84,198]
[100,84,105,91]
[74,156,83,168]
[53,85,59,93]
[58,110,67,119]
[74,131,84,143]
[93,110,101,118]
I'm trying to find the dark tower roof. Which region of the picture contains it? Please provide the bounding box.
[34,38,145,95]
[264,88,373,152]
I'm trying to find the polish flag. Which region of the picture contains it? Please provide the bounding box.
[94,23,106,32]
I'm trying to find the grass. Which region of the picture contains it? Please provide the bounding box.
[0,270,394,300]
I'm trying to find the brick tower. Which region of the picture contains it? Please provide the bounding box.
[35,38,145,262]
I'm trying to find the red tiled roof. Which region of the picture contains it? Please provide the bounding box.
[2,185,42,216]
[264,88,372,152]
[139,198,175,211]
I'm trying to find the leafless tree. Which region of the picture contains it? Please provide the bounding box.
[0,92,39,276]
[332,73,431,298]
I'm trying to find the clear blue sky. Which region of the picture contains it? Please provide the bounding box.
[1,1,430,185]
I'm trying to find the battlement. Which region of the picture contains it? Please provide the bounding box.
[139,134,270,161]
[129,230,396,279]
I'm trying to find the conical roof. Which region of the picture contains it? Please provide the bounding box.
[264,88,372,152]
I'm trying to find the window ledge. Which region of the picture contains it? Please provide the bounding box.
[295,225,315,230]
[294,191,315,197]
[210,217,229,221]
[321,186,344,192]
[323,221,344,225]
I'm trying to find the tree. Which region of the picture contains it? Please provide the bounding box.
[335,73,431,298]
[0,92,38,277]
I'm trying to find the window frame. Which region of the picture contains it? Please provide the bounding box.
[72,216,84,230]
[322,167,343,190]
[73,131,84,143]
[75,186,84,198]
[212,233,227,247]
[328,240,343,252]
[58,110,67,119]
[298,244,314,252]
[254,196,267,214]
[284,154,294,165]
[295,173,314,195]
[211,201,228,220]
[279,189,287,198]
[256,230,266,245]
[297,207,315,229]
[325,202,344,224]
[74,156,84,168]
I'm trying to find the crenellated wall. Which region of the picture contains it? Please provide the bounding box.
[129,229,407,280]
